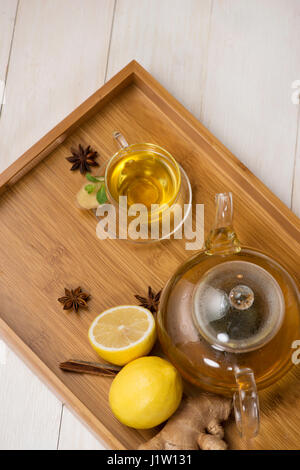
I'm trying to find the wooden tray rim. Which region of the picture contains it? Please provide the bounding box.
[0,60,299,450]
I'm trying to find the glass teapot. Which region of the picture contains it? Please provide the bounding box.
[157,192,300,439]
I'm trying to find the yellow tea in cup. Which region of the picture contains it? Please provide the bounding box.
[106,144,181,211]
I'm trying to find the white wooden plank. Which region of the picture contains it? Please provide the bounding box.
[0,346,62,449]
[0,0,18,114]
[0,0,19,403]
[58,406,107,450]
[0,0,115,450]
[107,0,213,118]
[0,0,62,452]
[201,0,300,208]
[0,0,115,172]
[0,0,18,79]
[0,340,7,365]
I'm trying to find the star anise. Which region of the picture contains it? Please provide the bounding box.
[66,144,99,174]
[58,287,90,313]
[135,286,162,314]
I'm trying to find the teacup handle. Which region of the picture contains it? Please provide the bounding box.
[233,367,260,439]
[113,131,129,149]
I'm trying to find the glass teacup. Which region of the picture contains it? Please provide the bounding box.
[77,131,191,242]
[106,131,181,219]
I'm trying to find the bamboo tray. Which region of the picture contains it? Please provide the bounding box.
[0,61,299,450]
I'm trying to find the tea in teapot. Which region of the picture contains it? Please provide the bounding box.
[157,192,300,438]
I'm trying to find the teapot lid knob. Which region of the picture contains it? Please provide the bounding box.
[229,285,255,310]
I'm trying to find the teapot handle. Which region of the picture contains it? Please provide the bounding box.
[113,131,129,149]
[233,367,260,439]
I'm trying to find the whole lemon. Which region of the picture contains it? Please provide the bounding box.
[109,356,183,429]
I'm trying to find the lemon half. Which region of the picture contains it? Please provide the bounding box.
[88,305,156,365]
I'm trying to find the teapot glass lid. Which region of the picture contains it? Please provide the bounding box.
[192,260,285,353]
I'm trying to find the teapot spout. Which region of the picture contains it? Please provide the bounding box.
[205,192,241,256]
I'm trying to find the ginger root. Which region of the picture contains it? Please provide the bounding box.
[139,393,232,450]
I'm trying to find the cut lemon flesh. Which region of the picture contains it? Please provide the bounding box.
[88,306,156,365]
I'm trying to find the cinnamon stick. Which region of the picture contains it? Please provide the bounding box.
[59,359,121,376]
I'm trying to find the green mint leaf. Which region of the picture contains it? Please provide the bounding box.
[86,173,104,183]
[84,184,96,194]
[96,184,108,204]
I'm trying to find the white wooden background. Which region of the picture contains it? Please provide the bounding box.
[0,0,299,450]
